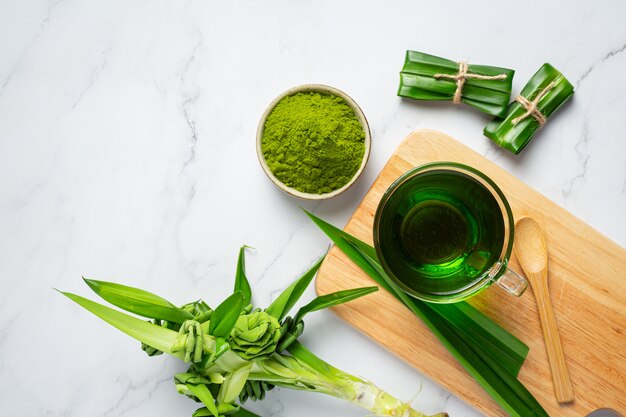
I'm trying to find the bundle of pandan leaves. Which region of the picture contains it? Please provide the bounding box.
[60,245,445,417]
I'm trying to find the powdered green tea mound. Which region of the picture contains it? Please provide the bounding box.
[261,92,366,195]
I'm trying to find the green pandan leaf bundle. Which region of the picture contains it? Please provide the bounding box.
[398,50,515,117]
[484,63,574,154]
[306,212,548,417]
[60,246,446,417]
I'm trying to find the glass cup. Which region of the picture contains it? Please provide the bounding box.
[373,162,527,303]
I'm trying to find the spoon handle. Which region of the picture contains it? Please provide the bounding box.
[528,271,575,404]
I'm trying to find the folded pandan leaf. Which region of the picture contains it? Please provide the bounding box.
[398,50,515,117]
[484,63,574,154]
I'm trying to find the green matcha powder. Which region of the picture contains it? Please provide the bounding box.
[261,92,366,195]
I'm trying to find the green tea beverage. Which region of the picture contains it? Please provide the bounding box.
[375,167,506,301]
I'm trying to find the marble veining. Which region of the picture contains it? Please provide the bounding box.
[1,1,625,417]
[575,41,626,89]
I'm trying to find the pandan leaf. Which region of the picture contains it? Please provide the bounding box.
[304,210,529,373]
[192,408,212,417]
[285,340,341,381]
[326,226,529,371]
[209,291,244,338]
[292,286,378,325]
[484,63,574,154]
[59,290,181,357]
[234,246,253,306]
[232,408,262,417]
[398,50,515,117]
[265,257,323,321]
[214,337,230,359]
[305,212,547,417]
[186,383,220,417]
[217,402,240,414]
[83,278,194,323]
[193,406,260,417]
[217,363,253,404]
[352,243,546,417]
[326,221,529,373]
[435,301,529,375]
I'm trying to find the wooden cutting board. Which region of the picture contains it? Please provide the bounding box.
[315,130,626,417]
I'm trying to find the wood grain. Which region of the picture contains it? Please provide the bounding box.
[514,217,574,404]
[315,130,626,417]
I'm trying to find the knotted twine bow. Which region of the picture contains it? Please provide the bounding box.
[511,81,556,126]
[434,61,508,104]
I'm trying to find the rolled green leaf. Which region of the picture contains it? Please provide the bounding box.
[181,300,213,323]
[398,50,514,117]
[230,311,281,361]
[484,63,574,154]
[239,380,275,402]
[172,320,207,363]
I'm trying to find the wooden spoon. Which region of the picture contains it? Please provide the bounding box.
[514,216,575,404]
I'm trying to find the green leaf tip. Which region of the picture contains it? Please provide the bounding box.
[82,277,194,323]
[59,290,181,357]
[209,291,245,338]
[265,256,324,321]
[292,286,378,325]
[234,246,253,306]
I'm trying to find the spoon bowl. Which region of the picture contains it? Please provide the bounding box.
[514,217,548,273]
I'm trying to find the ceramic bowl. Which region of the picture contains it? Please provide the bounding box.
[256,84,371,200]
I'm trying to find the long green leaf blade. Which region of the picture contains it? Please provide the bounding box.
[306,212,547,416]
[234,246,252,305]
[293,286,378,325]
[452,302,529,367]
[232,407,262,417]
[265,257,323,321]
[352,244,547,417]
[83,278,194,323]
[285,340,342,380]
[305,210,528,373]
[337,223,528,372]
[217,363,253,404]
[193,404,259,417]
[209,291,244,337]
[187,384,219,417]
[59,290,181,357]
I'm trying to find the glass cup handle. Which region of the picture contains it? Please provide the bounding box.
[496,267,528,297]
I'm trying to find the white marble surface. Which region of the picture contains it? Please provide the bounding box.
[1,1,625,416]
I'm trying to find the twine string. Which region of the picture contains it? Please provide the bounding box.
[434,61,507,104]
[511,81,556,126]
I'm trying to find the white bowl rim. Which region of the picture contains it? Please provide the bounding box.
[256,84,371,200]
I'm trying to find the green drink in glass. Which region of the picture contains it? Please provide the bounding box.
[374,162,527,303]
